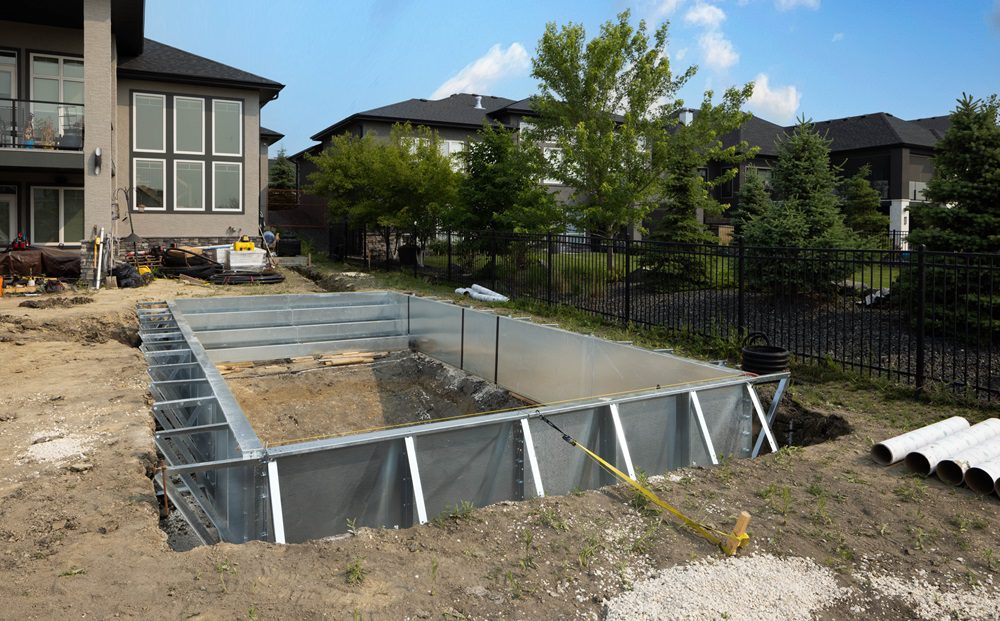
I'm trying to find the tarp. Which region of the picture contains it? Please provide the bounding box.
[0,246,81,278]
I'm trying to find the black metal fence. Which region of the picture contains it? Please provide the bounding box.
[416,231,999,402]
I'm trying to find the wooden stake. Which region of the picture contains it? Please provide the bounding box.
[723,511,751,555]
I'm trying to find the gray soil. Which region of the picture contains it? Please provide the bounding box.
[228,351,529,444]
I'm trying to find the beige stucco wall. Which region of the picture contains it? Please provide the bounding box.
[115,79,262,238]
[0,21,84,68]
[83,0,115,238]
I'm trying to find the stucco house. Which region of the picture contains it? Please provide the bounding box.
[0,0,283,252]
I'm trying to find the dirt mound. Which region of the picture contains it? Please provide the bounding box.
[19,296,94,309]
[0,310,139,346]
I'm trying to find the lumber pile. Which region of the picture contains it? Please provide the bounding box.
[216,351,388,377]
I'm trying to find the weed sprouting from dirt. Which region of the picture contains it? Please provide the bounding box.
[535,507,569,531]
[345,558,368,586]
[893,477,928,503]
[430,558,439,596]
[627,469,660,515]
[346,517,358,535]
[433,500,476,526]
[630,521,660,555]
[215,560,236,593]
[58,567,86,577]
[520,530,537,570]
[578,536,602,568]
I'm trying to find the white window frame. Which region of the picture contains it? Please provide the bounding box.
[29,53,84,136]
[133,92,167,153]
[173,96,205,155]
[29,186,83,246]
[132,158,167,212]
[212,161,243,212]
[0,191,16,244]
[173,160,205,212]
[212,99,243,156]
[0,51,18,100]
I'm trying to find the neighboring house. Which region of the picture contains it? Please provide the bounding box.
[711,112,950,235]
[0,0,283,253]
[282,93,573,254]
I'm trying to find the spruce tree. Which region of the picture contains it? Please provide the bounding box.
[908,94,1000,252]
[732,166,772,238]
[269,147,296,189]
[841,164,888,238]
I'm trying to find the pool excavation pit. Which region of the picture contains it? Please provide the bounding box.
[137,292,788,546]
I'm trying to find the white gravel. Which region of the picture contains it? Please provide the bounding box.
[604,554,847,621]
[862,572,1000,621]
[22,430,92,463]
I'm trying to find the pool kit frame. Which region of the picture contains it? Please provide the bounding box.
[137,292,788,545]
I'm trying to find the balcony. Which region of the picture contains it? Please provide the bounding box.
[0,97,84,150]
[0,97,85,170]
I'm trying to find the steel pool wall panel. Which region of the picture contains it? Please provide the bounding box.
[142,293,786,545]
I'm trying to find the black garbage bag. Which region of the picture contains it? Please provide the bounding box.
[113,263,146,288]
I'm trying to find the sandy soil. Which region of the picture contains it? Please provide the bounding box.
[0,267,998,620]
[230,352,528,445]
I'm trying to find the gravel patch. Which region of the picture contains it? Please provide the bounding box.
[604,553,847,621]
[861,572,1000,621]
[23,430,92,463]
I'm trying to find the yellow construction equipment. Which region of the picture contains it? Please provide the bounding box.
[232,234,255,252]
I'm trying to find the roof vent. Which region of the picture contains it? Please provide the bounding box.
[474,95,484,110]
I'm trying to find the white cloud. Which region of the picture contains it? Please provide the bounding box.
[831,32,844,42]
[430,43,530,100]
[698,31,739,70]
[684,2,726,28]
[775,0,820,10]
[674,47,688,61]
[652,0,686,18]
[748,73,801,122]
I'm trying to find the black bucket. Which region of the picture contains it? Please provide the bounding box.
[741,332,789,375]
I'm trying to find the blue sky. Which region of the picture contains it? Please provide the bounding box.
[146,0,1000,155]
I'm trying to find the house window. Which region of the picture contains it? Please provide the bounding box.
[174,161,205,211]
[30,187,83,245]
[909,181,928,201]
[213,162,242,211]
[439,140,465,170]
[174,96,204,154]
[212,99,242,156]
[0,189,15,245]
[0,51,16,100]
[30,54,83,138]
[134,158,166,211]
[134,93,166,152]
[543,147,563,185]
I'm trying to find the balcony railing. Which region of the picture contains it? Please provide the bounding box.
[0,97,85,151]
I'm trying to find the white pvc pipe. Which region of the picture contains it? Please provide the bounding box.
[904,418,1000,476]
[870,416,969,466]
[935,438,1000,486]
[455,284,509,303]
[965,456,1000,495]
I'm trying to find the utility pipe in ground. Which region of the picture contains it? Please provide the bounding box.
[964,456,1000,495]
[870,416,969,466]
[935,439,1000,486]
[904,418,1000,476]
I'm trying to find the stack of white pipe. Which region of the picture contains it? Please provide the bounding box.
[872,417,1000,496]
[455,284,509,303]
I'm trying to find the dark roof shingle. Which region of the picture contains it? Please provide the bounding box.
[809,113,941,151]
[311,94,516,140]
[118,39,283,102]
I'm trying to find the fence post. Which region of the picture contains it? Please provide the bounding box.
[915,244,927,392]
[446,231,453,282]
[737,238,746,335]
[490,229,498,292]
[546,232,553,305]
[623,237,632,325]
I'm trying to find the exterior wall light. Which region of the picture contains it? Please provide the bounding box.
[94,147,102,176]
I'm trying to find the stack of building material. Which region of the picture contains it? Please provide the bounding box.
[871,417,1000,497]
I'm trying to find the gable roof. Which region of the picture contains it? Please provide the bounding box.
[118,39,283,104]
[260,126,284,146]
[810,113,941,151]
[910,115,952,140]
[721,115,786,157]
[311,93,517,141]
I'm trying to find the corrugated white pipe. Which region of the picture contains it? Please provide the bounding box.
[870,416,969,466]
[964,456,1000,495]
[935,439,1000,486]
[904,418,1000,476]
